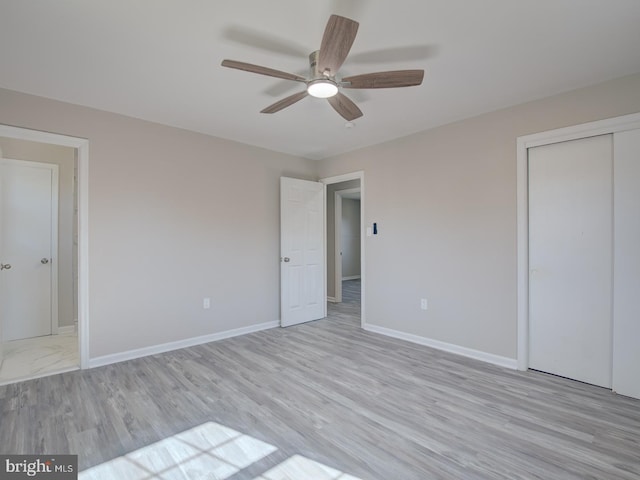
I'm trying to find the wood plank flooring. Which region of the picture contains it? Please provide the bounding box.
[1,279,639,479]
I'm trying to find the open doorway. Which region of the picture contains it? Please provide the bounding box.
[332,187,361,303]
[0,137,78,383]
[322,172,364,327]
[0,125,88,384]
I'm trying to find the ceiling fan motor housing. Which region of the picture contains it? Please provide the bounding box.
[307,50,339,98]
[309,50,331,79]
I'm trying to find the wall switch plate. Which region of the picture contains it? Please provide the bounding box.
[203,297,211,309]
[421,298,428,310]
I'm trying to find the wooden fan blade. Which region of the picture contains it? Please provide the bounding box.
[318,15,359,75]
[342,70,424,88]
[327,92,363,121]
[222,26,308,58]
[348,45,435,64]
[221,60,306,82]
[261,91,308,114]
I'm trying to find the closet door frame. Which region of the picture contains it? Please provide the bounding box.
[516,112,640,371]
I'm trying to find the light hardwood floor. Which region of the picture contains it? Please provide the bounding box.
[1,279,639,479]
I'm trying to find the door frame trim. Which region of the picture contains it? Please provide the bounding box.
[1,158,59,336]
[0,124,89,369]
[321,171,365,327]
[516,112,640,371]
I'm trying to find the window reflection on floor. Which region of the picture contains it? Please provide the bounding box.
[79,421,362,480]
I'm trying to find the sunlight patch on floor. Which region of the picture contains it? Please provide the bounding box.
[79,421,361,480]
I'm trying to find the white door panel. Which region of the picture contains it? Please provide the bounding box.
[612,128,640,399]
[528,135,613,388]
[1,159,57,341]
[280,177,325,327]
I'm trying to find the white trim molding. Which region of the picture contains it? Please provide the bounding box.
[363,324,517,370]
[57,325,76,335]
[89,321,279,369]
[516,111,640,371]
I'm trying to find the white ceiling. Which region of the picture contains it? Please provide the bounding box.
[1,1,639,160]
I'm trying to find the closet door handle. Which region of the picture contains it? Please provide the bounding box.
[41,258,50,264]
[0,263,11,270]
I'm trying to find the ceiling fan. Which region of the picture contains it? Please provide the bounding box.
[221,14,425,121]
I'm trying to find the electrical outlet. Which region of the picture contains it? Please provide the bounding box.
[203,297,211,309]
[421,298,428,310]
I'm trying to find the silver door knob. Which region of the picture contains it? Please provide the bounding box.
[41,258,50,264]
[282,257,290,263]
[0,263,11,270]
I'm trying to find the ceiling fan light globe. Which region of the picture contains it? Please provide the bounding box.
[307,80,338,98]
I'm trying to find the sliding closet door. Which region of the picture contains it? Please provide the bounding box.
[612,129,640,398]
[528,135,613,388]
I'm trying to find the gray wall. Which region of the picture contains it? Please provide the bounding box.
[2,71,640,364]
[0,138,76,328]
[0,88,316,359]
[317,73,640,360]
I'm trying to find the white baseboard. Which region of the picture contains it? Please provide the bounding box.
[362,324,517,370]
[89,321,279,369]
[327,296,337,303]
[342,275,361,281]
[57,325,76,335]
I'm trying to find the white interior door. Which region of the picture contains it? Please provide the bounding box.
[528,135,613,388]
[1,159,57,341]
[280,177,325,327]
